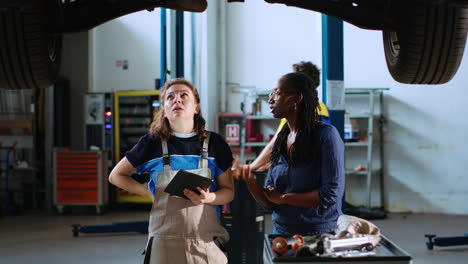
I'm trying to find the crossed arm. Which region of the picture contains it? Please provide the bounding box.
[232,164,320,208]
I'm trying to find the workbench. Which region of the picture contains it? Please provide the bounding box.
[263,234,412,264]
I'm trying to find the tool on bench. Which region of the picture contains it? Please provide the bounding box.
[295,235,374,257]
[271,234,305,255]
[318,236,374,254]
[321,250,376,258]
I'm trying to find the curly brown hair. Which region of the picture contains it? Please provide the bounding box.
[292,61,321,89]
[149,78,207,141]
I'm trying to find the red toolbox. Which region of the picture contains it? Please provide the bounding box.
[53,150,108,214]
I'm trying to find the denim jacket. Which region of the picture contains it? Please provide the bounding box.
[266,123,345,235]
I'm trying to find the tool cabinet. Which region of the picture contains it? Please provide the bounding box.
[53,150,107,214]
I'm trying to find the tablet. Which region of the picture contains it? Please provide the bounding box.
[164,170,213,200]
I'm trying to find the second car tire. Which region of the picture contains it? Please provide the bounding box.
[383,0,468,84]
[0,2,62,90]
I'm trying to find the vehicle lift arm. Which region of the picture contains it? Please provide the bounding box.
[425,234,468,250]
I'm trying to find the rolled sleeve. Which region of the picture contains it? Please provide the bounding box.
[318,126,345,209]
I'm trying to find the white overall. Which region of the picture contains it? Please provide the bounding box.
[144,133,229,264]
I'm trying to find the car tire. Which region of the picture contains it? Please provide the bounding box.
[0,2,62,90]
[383,1,468,84]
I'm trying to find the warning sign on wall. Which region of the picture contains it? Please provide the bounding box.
[226,124,240,145]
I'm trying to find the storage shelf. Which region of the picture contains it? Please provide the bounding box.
[349,114,372,119]
[255,91,270,97]
[246,115,275,120]
[345,169,380,176]
[237,91,280,162]
[245,142,269,147]
[119,114,152,118]
[119,103,151,106]
[345,141,369,147]
[0,120,33,135]
[345,87,390,94]
[345,88,388,209]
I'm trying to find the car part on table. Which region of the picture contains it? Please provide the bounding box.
[271,234,304,255]
[319,236,374,254]
[265,233,412,263]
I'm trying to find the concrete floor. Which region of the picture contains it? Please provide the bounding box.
[1,210,468,264]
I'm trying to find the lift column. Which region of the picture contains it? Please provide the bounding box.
[322,14,345,139]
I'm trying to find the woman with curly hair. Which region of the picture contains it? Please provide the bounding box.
[233,72,345,235]
[247,61,330,171]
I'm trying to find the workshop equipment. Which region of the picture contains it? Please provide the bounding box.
[72,221,148,237]
[222,174,265,264]
[319,236,374,254]
[272,234,304,255]
[53,149,108,214]
[0,141,17,215]
[264,234,411,263]
[425,233,468,250]
[113,90,160,204]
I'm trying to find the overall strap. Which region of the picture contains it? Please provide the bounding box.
[199,132,210,168]
[161,140,171,172]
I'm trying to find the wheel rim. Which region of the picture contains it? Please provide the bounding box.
[48,35,58,62]
[387,31,400,58]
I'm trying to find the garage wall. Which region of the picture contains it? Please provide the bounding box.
[59,11,161,150]
[90,10,162,93]
[89,9,220,129]
[225,1,323,113]
[343,24,468,214]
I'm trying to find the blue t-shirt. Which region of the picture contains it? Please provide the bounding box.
[126,131,233,206]
[265,123,345,235]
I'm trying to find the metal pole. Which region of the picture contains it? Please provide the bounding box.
[160,8,167,86]
[366,90,375,208]
[176,10,184,77]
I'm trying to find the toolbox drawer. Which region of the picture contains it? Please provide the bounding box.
[57,189,98,204]
[57,179,98,189]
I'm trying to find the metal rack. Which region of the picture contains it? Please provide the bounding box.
[113,90,160,203]
[0,141,17,215]
[344,88,389,208]
[0,89,37,213]
[239,90,279,162]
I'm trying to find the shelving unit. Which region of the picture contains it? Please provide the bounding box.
[0,89,39,214]
[113,90,160,203]
[239,90,279,162]
[344,88,389,208]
